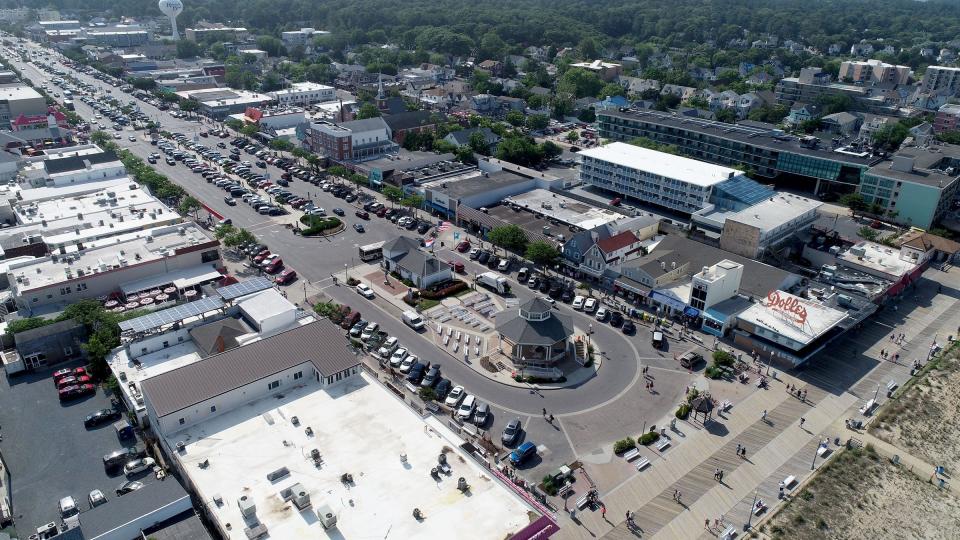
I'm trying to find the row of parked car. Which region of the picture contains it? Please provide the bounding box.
[235,241,298,283]
[345,319,535,463]
[53,367,96,401]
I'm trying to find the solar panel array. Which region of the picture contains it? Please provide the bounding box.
[216,277,273,301]
[119,296,225,333]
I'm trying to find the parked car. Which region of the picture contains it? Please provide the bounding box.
[473,402,490,426]
[399,355,418,373]
[84,408,122,428]
[88,489,107,508]
[583,298,598,313]
[406,362,427,384]
[264,258,284,274]
[349,277,377,296]
[124,457,156,476]
[53,367,87,381]
[361,322,381,341]
[116,480,144,496]
[377,336,399,358]
[389,347,409,368]
[572,296,585,310]
[445,385,466,407]
[275,268,297,285]
[103,446,146,469]
[456,394,476,420]
[501,418,522,446]
[59,383,95,401]
[332,208,345,216]
[595,307,609,321]
[349,320,368,338]
[497,259,510,272]
[509,441,537,465]
[421,364,441,387]
[456,241,471,252]
[622,320,636,335]
[434,378,452,400]
[468,248,480,259]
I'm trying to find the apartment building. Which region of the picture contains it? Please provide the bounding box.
[920,66,960,97]
[267,82,335,106]
[838,59,911,85]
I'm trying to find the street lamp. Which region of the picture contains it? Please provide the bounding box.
[343,263,348,282]
[744,488,759,531]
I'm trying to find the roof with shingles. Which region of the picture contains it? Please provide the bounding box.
[141,320,360,417]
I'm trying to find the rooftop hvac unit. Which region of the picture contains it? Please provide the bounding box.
[316,503,337,529]
[237,494,257,518]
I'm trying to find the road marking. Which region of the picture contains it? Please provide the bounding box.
[555,417,580,459]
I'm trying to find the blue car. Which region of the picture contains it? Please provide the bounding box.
[509,441,537,465]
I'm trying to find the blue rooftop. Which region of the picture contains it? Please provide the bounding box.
[710,175,776,211]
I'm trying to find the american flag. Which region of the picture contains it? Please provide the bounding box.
[424,238,435,248]
[437,221,452,232]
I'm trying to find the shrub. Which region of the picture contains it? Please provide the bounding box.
[675,403,691,419]
[705,365,723,379]
[346,277,360,286]
[613,437,636,454]
[638,431,660,446]
[420,279,468,299]
[541,475,559,496]
[418,387,437,401]
[686,388,700,403]
[300,215,342,236]
[712,350,736,367]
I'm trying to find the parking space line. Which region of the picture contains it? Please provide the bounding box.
[555,417,580,460]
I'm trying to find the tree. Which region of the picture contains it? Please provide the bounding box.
[540,140,563,161]
[599,82,626,99]
[578,37,599,59]
[90,130,112,146]
[255,35,286,57]
[488,224,528,253]
[179,99,199,117]
[629,136,679,155]
[401,194,424,217]
[128,77,156,90]
[240,123,259,137]
[269,138,294,152]
[178,195,202,218]
[525,114,550,130]
[558,68,604,98]
[456,146,477,165]
[382,185,404,202]
[214,224,235,239]
[505,110,526,127]
[566,131,580,142]
[356,103,381,119]
[224,228,256,247]
[469,131,491,156]
[577,108,596,123]
[838,193,867,215]
[176,39,201,59]
[526,241,560,266]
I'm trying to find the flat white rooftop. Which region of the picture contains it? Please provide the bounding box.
[580,141,741,187]
[9,223,215,293]
[0,83,43,102]
[15,177,131,204]
[727,193,822,232]
[110,340,203,413]
[838,241,916,278]
[738,290,847,347]
[269,82,333,95]
[170,375,533,540]
[504,188,629,230]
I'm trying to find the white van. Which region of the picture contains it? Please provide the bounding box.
[402,310,425,331]
[457,394,477,420]
[60,495,80,527]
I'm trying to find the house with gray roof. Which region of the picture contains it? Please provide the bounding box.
[12,318,87,371]
[141,320,361,435]
[444,127,501,152]
[382,236,453,288]
[495,297,573,373]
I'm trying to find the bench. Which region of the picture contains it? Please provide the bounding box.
[656,439,671,452]
[635,457,651,471]
[557,484,573,497]
[859,398,876,415]
[817,445,829,457]
[575,494,592,510]
[622,448,641,461]
[886,380,898,396]
[720,525,737,539]
[753,501,767,515]
[783,475,796,489]
[719,399,733,412]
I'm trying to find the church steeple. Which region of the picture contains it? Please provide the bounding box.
[376,72,387,110]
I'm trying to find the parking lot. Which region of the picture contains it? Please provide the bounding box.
[0,363,148,534]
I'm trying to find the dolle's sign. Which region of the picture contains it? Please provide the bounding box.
[764,290,808,325]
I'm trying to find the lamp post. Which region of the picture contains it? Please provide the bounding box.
[588,323,593,354]
[343,263,348,282]
[744,488,759,531]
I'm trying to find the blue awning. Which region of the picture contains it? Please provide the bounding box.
[683,306,701,318]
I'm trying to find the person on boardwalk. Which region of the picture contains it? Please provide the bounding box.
[800,417,806,428]
[740,447,746,459]
[718,469,724,482]
[601,504,607,519]
[542,407,547,417]
[705,518,710,530]
[736,443,742,455]
[762,409,767,421]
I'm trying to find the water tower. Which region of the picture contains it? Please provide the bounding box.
[158,0,184,40]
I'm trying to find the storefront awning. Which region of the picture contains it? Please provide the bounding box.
[121,265,221,295]
[614,276,650,296]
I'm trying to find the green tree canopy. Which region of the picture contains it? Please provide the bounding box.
[558,68,604,98]
[488,224,529,253]
[525,241,560,266]
[356,103,381,119]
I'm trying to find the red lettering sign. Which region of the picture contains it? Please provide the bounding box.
[764,290,808,325]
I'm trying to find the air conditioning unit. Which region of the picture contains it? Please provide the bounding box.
[316,503,337,529]
[237,495,256,518]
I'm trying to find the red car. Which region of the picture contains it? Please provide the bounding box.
[276,268,297,285]
[447,260,465,273]
[253,250,272,264]
[265,258,284,274]
[58,383,96,401]
[456,241,471,253]
[376,207,387,218]
[53,367,87,382]
[56,375,92,390]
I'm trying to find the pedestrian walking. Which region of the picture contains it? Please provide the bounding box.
[542,407,547,417]
[673,489,679,502]
[601,504,607,519]
[802,389,807,401]
[548,414,555,424]
[705,518,710,530]
[800,417,806,428]
[676,491,682,504]
[741,447,746,459]
[762,409,767,421]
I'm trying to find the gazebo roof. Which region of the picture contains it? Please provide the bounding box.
[691,395,714,413]
[495,306,573,346]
